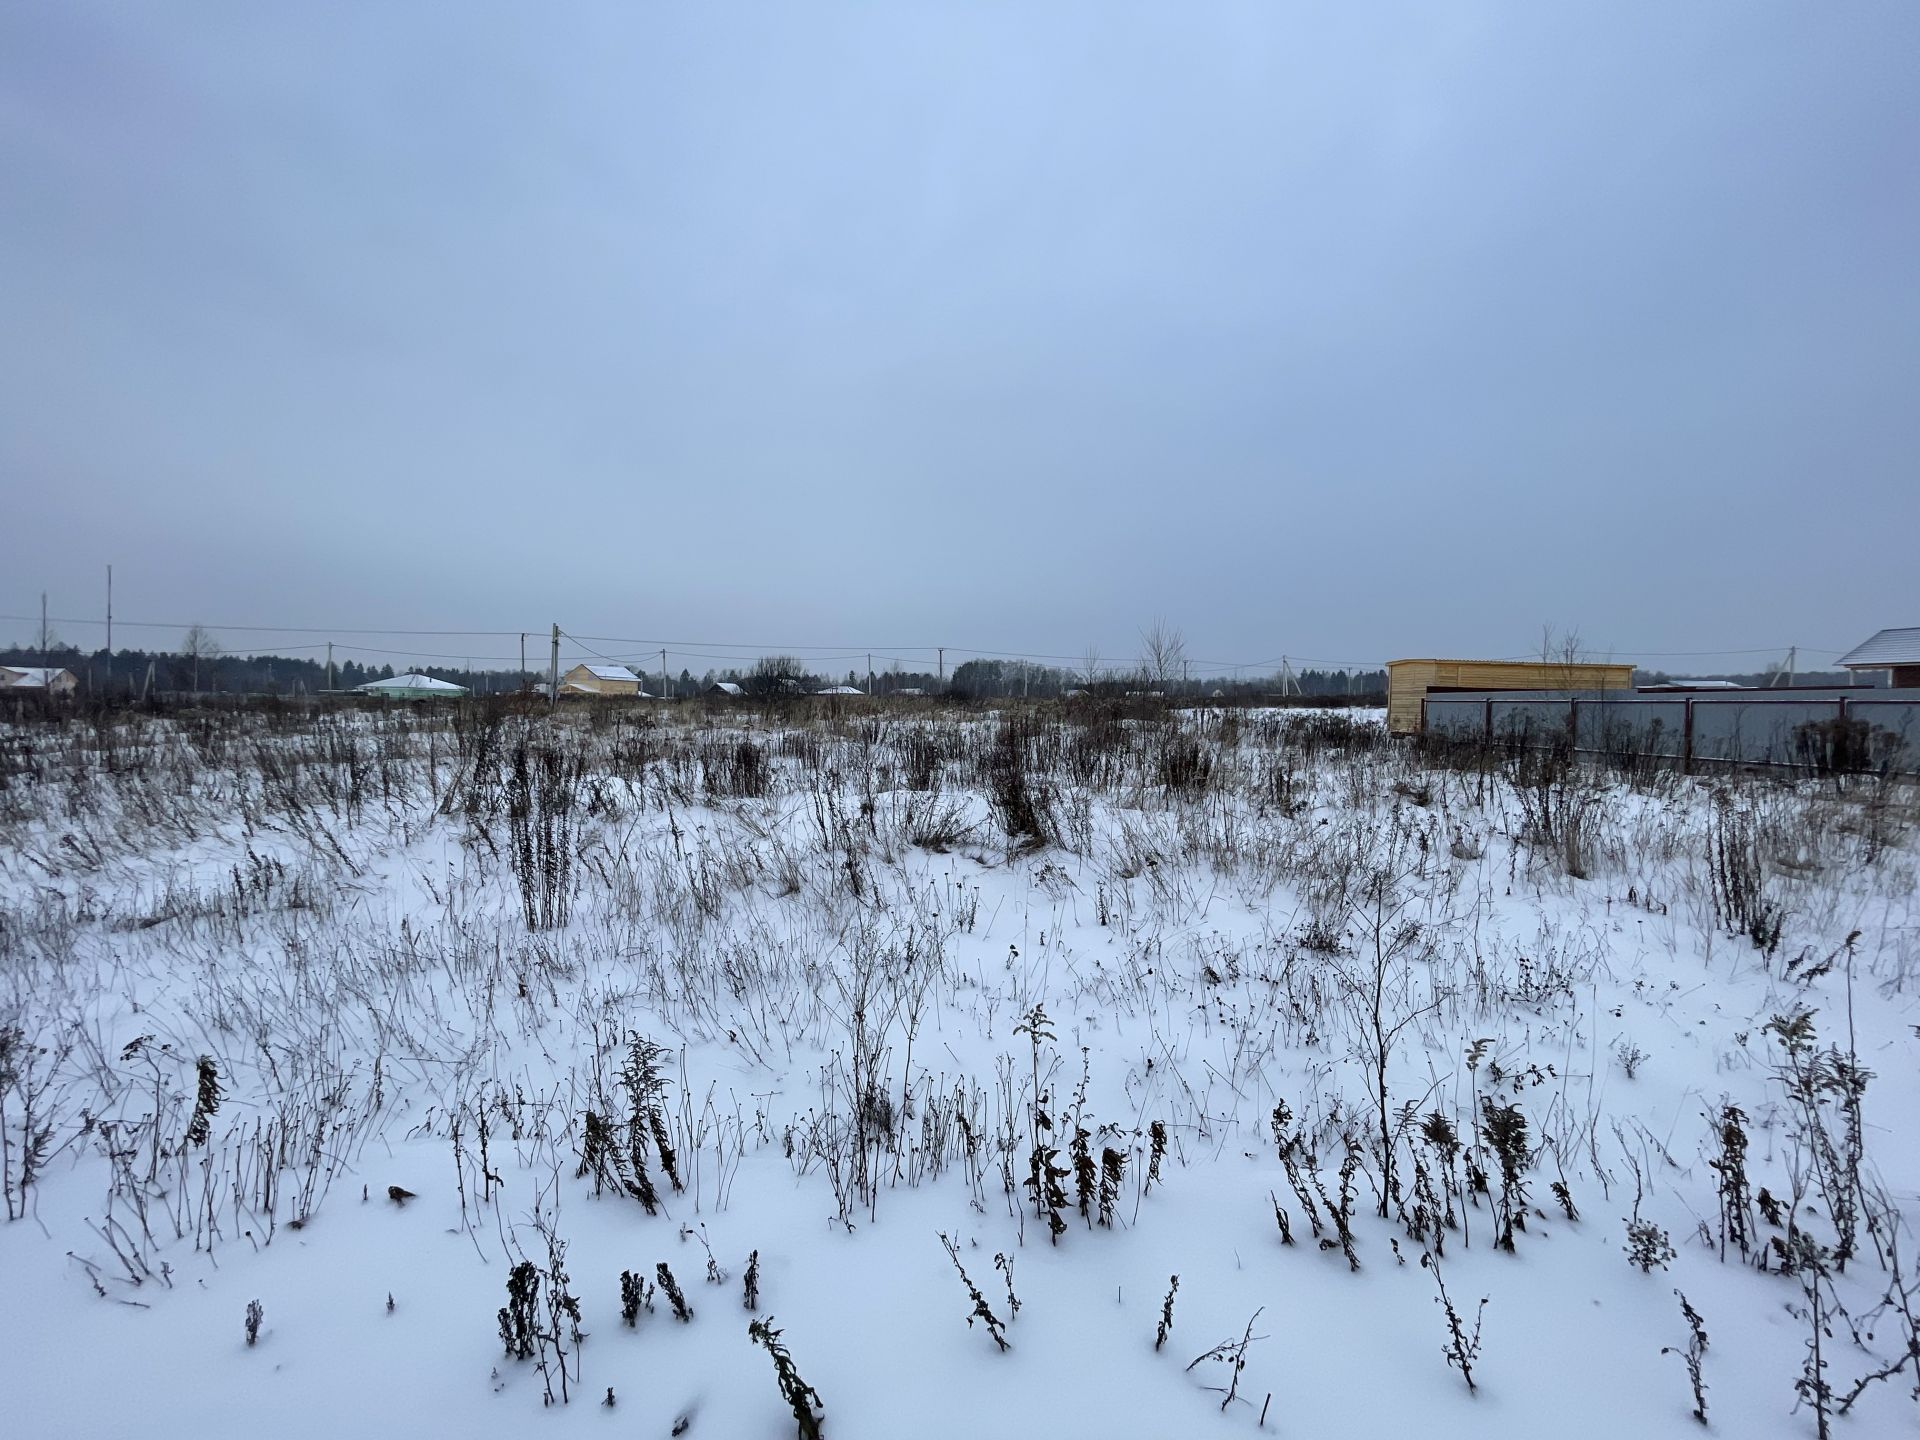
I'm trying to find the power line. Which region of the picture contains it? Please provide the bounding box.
[0,613,527,638]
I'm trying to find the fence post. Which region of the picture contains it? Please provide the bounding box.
[1483,696,1493,745]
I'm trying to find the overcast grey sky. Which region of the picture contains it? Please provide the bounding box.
[3,2,1915,676]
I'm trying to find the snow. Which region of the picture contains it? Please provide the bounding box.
[0,704,1914,1438]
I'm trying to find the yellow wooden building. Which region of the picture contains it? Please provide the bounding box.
[559,663,646,697]
[1386,658,1635,735]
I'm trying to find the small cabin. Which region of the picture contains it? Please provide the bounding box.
[1386,658,1635,735]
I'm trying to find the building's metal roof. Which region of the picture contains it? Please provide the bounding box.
[1837,627,1920,669]
[1387,657,1632,669]
[1,666,69,687]
[359,673,467,692]
[577,664,638,681]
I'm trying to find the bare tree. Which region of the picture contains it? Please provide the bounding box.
[1538,624,1589,693]
[1140,620,1186,690]
[1079,643,1103,690]
[180,624,222,695]
[744,654,805,699]
[1326,861,1441,1218]
[1537,624,1587,666]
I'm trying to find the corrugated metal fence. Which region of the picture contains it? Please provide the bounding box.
[1421,688,1920,774]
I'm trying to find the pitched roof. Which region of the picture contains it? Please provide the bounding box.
[1836,627,1920,669]
[577,664,638,681]
[358,673,467,692]
[1,666,68,687]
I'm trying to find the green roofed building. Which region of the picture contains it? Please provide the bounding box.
[356,672,469,699]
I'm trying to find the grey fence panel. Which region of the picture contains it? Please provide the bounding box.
[1576,699,1686,758]
[1414,689,1919,773]
[1849,701,1920,772]
[1491,700,1570,740]
[1690,701,1838,766]
[1424,699,1487,738]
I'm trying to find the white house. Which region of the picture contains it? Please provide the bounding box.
[356,673,470,699]
[1,666,78,694]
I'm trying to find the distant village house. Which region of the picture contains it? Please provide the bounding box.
[356,672,469,699]
[0,666,78,695]
[558,664,653,697]
[1837,628,1920,689]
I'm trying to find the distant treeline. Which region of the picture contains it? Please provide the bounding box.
[2,642,1388,700]
[8,639,1875,702]
[0,644,517,696]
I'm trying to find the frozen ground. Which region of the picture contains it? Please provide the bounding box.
[0,700,1915,1438]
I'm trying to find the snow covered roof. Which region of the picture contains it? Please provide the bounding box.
[1837,627,1920,669]
[815,685,863,695]
[708,682,744,696]
[1,666,69,688]
[358,673,467,693]
[578,664,638,681]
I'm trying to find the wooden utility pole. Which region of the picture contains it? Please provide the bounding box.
[548,623,560,710]
[105,566,112,693]
[519,632,526,684]
[40,591,49,664]
[661,648,669,699]
[867,652,873,696]
[937,647,945,684]
[326,641,334,693]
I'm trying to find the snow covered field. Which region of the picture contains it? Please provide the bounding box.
[1,699,1915,1438]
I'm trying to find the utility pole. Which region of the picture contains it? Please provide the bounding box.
[1787,645,1797,687]
[326,641,334,693]
[105,565,112,694]
[662,648,669,699]
[519,632,526,685]
[40,591,49,665]
[548,623,560,711]
[937,647,945,685]
[867,652,873,696]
